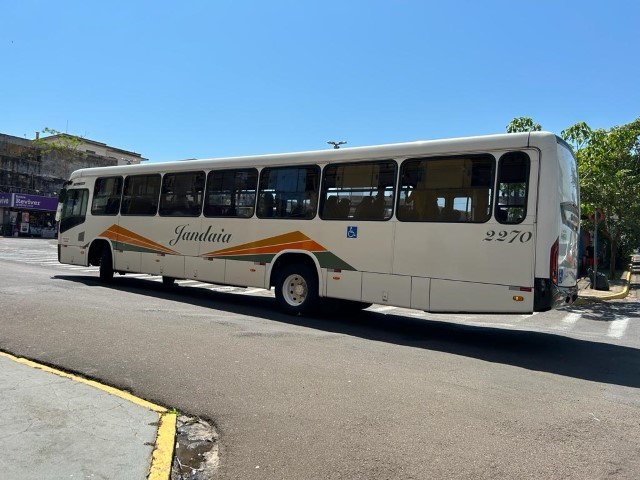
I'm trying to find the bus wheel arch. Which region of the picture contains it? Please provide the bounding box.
[270,253,320,315]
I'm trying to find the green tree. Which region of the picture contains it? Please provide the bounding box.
[33,127,87,180]
[506,117,542,133]
[33,127,85,156]
[562,118,640,277]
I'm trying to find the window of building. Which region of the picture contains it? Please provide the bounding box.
[257,166,320,219]
[91,176,123,215]
[159,171,205,217]
[121,174,161,216]
[204,169,258,218]
[320,161,396,220]
[495,152,530,224]
[398,155,494,222]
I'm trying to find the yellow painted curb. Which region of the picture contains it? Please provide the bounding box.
[578,271,632,302]
[0,351,176,480]
[604,270,632,300]
[148,411,178,480]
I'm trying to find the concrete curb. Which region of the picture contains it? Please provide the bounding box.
[0,351,176,480]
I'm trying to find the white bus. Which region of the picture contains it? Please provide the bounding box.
[56,132,580,315]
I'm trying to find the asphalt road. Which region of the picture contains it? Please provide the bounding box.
[1,238,639,479]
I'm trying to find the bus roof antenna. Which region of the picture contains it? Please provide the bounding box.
[327,141,347,149]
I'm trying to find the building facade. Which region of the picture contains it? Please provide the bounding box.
[0,132,146,237]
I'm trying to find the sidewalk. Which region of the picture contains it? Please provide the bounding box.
[576,270,632,303]
[0,352,175,480]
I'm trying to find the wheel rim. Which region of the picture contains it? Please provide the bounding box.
[282,273,308,307]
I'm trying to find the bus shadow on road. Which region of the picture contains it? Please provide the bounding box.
[54,274,640,390]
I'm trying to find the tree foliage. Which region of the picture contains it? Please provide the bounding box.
[562,118,640,276]
[506,116,640,277]
[33,127,86,158]
[506,117,542,133]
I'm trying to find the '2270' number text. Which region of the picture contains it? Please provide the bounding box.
[483,230,532,243]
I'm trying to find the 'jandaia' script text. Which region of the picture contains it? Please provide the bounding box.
[169,224,232,247]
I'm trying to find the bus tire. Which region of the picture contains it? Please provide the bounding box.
[162,276,176,287]
[275,264,318,316]
[99,247,114,283]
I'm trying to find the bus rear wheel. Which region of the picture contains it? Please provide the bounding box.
[275,264,318,316]
[99,247,114,283]
[162,276,176,287]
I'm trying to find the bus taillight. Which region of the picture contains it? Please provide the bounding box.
[550,237,559,285]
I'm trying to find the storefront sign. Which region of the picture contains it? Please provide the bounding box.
[10,194,58,212]
[0,193,12,207]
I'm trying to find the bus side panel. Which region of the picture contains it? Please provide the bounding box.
[225,260,267,288]
[316,222,395,274]
[430,279,533,313]
[362,273,411,307]
[186,257,226,284]
[411,277,430,311]
[141,252,185,278]
[114,217,202,276]
[59,238,87,266]
[326,270,363,301]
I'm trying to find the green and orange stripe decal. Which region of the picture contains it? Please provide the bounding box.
[98,226,355,271]
[99,225,179,255]
[202,231,355,270]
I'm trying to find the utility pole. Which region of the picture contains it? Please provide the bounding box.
[594,208,599,283]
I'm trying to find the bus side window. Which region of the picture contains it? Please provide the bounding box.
[495,152,530,224]
[204,168,258,218]
[257,166,320,219]
[320,161,396,221]
[398,155,493,223]
[91,176,122,216]
[122,174,161,216]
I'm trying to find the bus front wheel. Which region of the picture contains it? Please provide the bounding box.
[99,247,114,282]
[275,264,318,316]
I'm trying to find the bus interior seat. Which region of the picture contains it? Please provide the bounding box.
[260,194,274,217]
[354,197,374,218]
[105,197,120,214]
[323,196,339,218]
[441,205,460,221]
[338,198,351,218]
[371,195,386,218]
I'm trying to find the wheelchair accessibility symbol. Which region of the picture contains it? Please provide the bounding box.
[347,226,358,238]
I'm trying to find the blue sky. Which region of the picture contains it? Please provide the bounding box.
[1,0,638,162]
